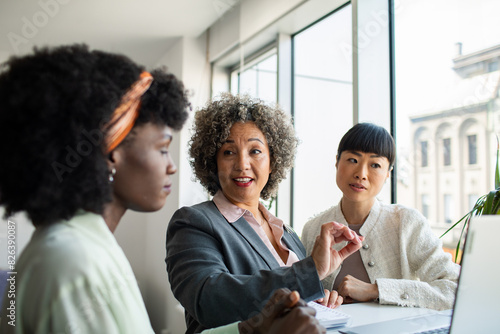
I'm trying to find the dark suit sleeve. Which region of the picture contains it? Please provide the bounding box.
[165,204,324,329]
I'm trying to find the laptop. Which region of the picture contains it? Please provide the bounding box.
[339,214,500,334]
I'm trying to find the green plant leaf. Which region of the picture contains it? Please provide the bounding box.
[496,135,500,189]
[454,215,470,262]
[493,188,500,215]
[440,211,470,238]
[483,190,496,214]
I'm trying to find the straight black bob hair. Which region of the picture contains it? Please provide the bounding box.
[337,123,395,168]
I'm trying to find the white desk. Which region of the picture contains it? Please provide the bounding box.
[327,302,439,333]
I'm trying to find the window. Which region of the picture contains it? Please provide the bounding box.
[443,138,451,166]
[230,53,277,104]
[421,141,428,167]
[488,61,499,73]
[291,4,352,233]
[421,194,430,219]
[443,194,453,224]
[210,0,498,243]
[468,134,477,165]
[395,0,500,247]
[469,194,480,210]
[228,52,278,213]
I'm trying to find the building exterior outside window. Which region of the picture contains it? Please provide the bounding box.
[468,194,480,211]
[408,44,500,248]
[421,141,428,167]
[468,134,477,165]
[443,138,452,166]
[421,194,430,219]
[443,194,453,224]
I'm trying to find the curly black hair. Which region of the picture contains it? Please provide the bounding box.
[189,93,298,199]
[0,44,190,226]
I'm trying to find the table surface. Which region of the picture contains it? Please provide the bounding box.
[326,302,439,333]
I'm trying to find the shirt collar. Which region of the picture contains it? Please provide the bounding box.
[213,190,280,227]
[213,190,246,223]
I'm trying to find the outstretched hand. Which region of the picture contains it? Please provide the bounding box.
[310,221,364,280]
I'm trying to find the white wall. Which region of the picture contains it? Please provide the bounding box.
[114,31,215,333]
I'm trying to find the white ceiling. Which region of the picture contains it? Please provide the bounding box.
[0,0,240,66]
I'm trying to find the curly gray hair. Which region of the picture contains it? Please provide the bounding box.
[189,93,299,199]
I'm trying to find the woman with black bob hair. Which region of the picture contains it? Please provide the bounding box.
[302,123,460,311]
[0,45,327,334]
[166,93,364,334]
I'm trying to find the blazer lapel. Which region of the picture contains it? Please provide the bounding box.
[231,217,281,270]
[282,227,306,259]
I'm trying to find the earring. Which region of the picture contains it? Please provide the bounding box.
[109,168,116,183]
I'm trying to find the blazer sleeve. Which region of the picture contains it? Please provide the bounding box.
[376,208,460,310]
[165,204,324,329]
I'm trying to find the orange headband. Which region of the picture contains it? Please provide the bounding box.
[104,71,153,153]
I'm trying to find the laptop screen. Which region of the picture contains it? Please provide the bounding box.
[448,215,500,333]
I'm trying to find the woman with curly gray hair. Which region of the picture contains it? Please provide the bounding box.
[189,93,297,200]
[166,93,364,334]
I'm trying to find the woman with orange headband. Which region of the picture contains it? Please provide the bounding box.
[0,45,325,334]
[0,44,188,333]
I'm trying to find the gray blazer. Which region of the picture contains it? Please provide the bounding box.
[166,201,324,334]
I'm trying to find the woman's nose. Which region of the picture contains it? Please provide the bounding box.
[167,157,178,175]
[354,164,367,180]
[234,153,250,171]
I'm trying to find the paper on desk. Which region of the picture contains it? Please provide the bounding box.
[307,302,352,329]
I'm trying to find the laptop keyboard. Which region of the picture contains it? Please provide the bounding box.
[415,327,450,334]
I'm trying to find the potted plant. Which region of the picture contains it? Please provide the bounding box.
[441,137,500,263]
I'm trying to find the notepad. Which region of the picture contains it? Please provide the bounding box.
[307,301,352,328]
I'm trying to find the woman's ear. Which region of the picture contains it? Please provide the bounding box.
[107,148,122,171]
[335,155,339,169]
[386,165,393,179]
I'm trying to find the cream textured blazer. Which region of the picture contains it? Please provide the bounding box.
[301,200,460,310]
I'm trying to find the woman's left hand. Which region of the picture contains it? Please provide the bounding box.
[311,222,364,280]
[315,289,343,309]
[337,275,379,302]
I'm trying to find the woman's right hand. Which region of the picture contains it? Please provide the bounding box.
[238,288,325,334]
[315,289,343,309]
[310,222,364,280]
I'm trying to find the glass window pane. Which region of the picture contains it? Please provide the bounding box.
[421,194,430,219]
[395,0,500,250]
[229,53,278,213]
[443,194,453,224]
[468,134,477,165]
[421,141,428,167]
[230,54,277,105]
[443,138,451,166]
[292,5,352,234]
